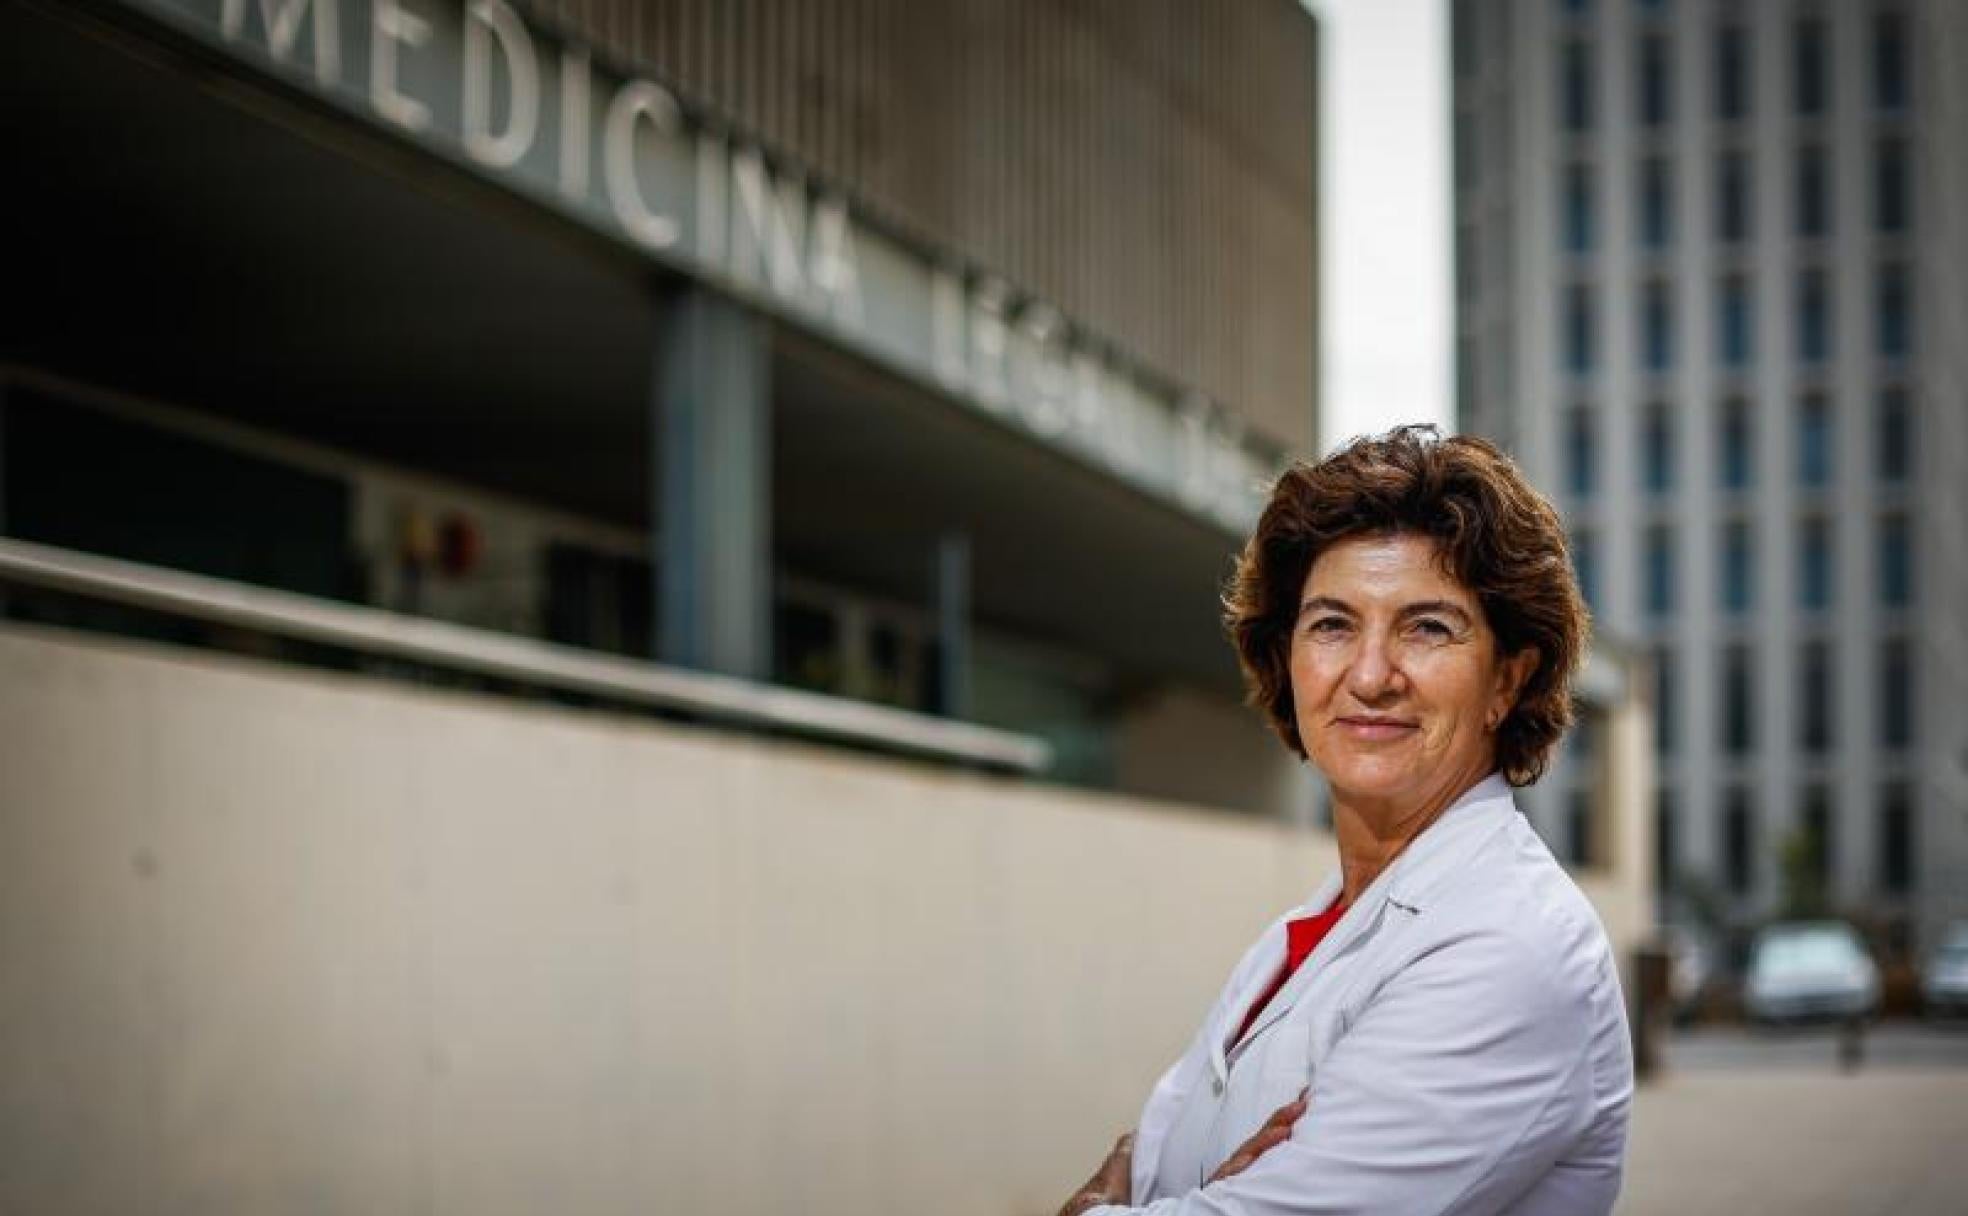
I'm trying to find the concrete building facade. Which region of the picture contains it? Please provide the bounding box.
[2,0,1322,815]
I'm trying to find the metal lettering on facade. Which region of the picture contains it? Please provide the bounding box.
[138,0,1279,531]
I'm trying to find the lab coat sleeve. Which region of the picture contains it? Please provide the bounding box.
[1091,917,1609,1216]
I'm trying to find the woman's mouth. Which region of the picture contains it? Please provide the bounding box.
[1335,716,1418,742]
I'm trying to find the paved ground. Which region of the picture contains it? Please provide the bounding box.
[1665,1021,1968,1072]
[1619,1022,1968,1215]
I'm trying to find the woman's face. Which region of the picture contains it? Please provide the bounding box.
[1289,532,1535,814]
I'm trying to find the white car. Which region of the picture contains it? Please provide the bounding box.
[1922,922,1968,1017]
[1743,921,1880,1025]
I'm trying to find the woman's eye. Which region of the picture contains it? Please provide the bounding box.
[1306,616,1350,636]
[1410,618,1454,640]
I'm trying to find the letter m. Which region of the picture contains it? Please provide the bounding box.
[221,0,341,85]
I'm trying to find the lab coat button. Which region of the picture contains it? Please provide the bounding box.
[1212,1078,1224,1096]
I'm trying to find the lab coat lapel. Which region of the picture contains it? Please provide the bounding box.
[1230,872,1385,1058]
[1208,871,1343,1090]
[1231,777,1519,1054]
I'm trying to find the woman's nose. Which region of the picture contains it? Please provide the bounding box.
[1345,636,1401,700]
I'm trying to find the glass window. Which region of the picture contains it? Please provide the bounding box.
[1721,519,1754,613]
[1567,789,1595,867]
[1797,393,1832,486]
[1723,644,1754,755]
[1456,334,1477,411]
[1875,137,1910,233]
[1720,274,1753,367]
[1573,715,1598,761]
[1565,284,1596,374]
[1798,268,1831,363]
[1879,387,1911,483]
[3,392,354,604]
[1641,157,1672,249]
[1720,398,1755,490]
[1454,112,1477,190]
[1642,280,1673,371]
[1803,784,1834,893]
[1801,639,1833,753]
[1879,264,1912,359]
[1882,637,1913,748]
[1572,527,1601,612]
[1724,787,1755,894]
[1564,162,1596,254]
[1794,16,1828,116]
[1874,10,1908,112]
[1716,22,1749,120]
[1563,39,1595,133]
[1645,524,1676,618]
[1655,788,1677,894]
[1799,515,1834,610]
[1718,151,1751,244]
[1642,405,1674,493]
[544,542,657,659]
[1455,223,1478,299]
[1879,782,1913,895]
[1640,33,1672,126]
[1880,512,1912,607]
[1796,144,1830,238]
[1566,407,1597,498]
[1453,0,1477,81]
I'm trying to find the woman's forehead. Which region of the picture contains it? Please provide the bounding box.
[1300,534,1474,605]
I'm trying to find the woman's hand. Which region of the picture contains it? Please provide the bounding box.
[1056,1131,1132,1216]
[1055,1090,1304,1215]
[1208,1090,1308,1184]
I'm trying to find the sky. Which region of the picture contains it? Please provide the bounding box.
[1303,0,1454,452]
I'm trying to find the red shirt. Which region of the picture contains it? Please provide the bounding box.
[1230,898,1349,1047]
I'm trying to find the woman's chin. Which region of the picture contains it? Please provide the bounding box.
[1319,762,1419,806]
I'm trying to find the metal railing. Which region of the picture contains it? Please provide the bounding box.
[0,537,1052,774]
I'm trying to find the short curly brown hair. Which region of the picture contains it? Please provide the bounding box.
[1223,425,1587,786]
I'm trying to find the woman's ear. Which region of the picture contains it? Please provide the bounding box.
[1493,648,1538,718]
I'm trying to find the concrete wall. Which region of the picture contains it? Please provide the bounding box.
[0,624,1646,1215]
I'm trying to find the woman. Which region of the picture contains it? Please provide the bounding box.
[1058,426,1633,1215]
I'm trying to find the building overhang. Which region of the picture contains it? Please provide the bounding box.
[4,0,1257,694]
[52,0,1286,536]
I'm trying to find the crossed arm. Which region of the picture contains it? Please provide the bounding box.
[1058,1092,1308,1216]
[1053,922,1620,1216]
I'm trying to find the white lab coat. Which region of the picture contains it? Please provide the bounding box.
[1093,775,1632,1216]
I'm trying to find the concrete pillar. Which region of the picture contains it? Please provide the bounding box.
[654,287,771,681]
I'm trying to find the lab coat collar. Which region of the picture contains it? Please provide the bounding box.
[1380,771,1517,914]
[1213,773,1519,1079]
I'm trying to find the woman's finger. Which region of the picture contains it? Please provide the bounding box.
[1208,1124,1293,1183]
[1266,1095,1308,1128]
[1207,1091,1309,1184]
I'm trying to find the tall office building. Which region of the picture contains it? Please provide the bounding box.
[1452,0,1968,947]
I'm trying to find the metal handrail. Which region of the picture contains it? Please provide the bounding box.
[0,537,1052,774]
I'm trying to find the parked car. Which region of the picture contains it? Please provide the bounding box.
[1922,922,1968,1017]
[1743,920,1880,1026]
